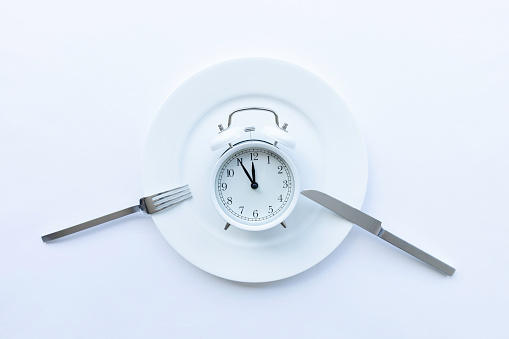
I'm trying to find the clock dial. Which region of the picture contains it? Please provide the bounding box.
[211,142,299,231]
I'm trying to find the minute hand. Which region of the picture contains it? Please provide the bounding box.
[301,190,455,276]
[239,161,254,183]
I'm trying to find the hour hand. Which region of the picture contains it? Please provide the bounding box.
[252,162,256,183]
[250,162,258,189]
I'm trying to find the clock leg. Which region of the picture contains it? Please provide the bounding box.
[225,222,285,230]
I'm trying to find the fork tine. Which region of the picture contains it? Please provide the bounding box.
[149,184,189,202]
[154,192,192,212]
[153,187,191,208]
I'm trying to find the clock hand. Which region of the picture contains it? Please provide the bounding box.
[239,161,254,183]
[239,160,258,189]
[251,162,258,189]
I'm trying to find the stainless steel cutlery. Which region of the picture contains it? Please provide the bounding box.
[41,185,191,242]
[301,190,455,276]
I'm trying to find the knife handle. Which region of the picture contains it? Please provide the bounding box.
[378,229,456,276]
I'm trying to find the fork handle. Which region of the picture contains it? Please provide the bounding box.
[41,205,140,242]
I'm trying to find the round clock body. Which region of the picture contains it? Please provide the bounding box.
[210,140,300,231]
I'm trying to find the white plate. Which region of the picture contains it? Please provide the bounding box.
[143,58,368,282]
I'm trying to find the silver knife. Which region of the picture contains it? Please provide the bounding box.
[301,190,455,276]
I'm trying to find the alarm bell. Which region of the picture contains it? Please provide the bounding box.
[210,107,296,150]
[261,125,296,149]
[210,126,243,151]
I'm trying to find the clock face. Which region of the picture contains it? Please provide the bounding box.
[211,141,299,231]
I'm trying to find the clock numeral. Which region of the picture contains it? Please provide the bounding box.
[250,152,258,161]
[239,206,244,214]
[227,197,233,205]
[253,210,259,218]
[278,194,283,202]
[267,156,270,164]
[236,158,243,166]
[283,180,289,188]
[226,169,234,177]
[277,165,283,174]
[268,206,273,214]
[221,183,227,191]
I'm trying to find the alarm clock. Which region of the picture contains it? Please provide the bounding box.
[210,107,300,231]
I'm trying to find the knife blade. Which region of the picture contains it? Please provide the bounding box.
[301,190,455,276]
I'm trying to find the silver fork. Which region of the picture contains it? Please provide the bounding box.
[41,185,192,242]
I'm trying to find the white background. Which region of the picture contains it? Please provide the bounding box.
[1,1,508,338]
